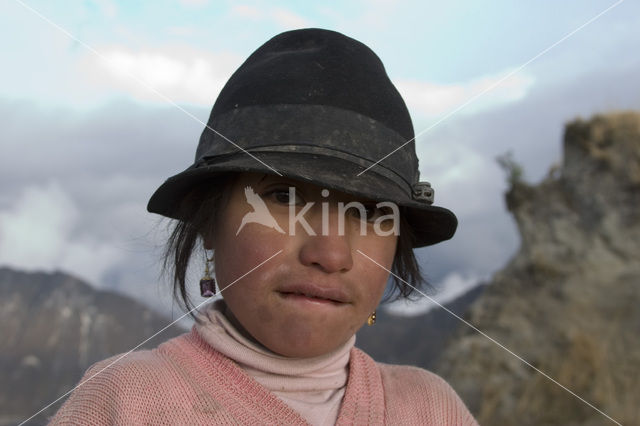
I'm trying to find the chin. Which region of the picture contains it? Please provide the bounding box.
[264,333,349,358]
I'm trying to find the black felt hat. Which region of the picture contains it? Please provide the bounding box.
[147,28,457,247]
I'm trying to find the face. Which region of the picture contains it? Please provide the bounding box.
[210,172,397,358]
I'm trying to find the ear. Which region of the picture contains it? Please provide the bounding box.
[201,231,214,250]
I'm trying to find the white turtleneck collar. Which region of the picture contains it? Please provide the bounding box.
[195,299,355,425]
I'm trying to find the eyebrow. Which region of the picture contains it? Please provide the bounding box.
[257,174,270,185]
[257,174,296,187]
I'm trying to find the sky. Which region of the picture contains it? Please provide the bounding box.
[1,0,639,319]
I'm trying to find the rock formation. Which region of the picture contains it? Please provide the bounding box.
[435,112,640,425]
[0,268,185,425]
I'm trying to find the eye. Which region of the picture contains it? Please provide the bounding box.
[263,187,305,206]
[350,204,394,223]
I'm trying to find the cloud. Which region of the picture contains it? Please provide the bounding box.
[79,45,243,106]
[230,4,262,20]
[384,272,482,316]
[396,70,535,119]
[0,181,122,286]
[0,182,76,266]
[230,4,311,29]
[0,99,205,318]
[270,7,311,28]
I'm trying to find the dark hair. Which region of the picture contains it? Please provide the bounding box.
[162,173,430,317]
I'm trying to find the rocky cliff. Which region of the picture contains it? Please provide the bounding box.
[0,268,185,425]
[435,112,640,425]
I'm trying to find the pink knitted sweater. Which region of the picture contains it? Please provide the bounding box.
[50,328,478,425]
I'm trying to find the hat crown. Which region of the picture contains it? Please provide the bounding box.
[210,28,415,142]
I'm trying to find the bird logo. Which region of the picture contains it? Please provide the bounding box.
[236,186,286,235]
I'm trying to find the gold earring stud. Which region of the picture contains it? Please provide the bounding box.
[367,311,376,326]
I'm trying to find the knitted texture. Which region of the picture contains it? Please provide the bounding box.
[49,328,478,425]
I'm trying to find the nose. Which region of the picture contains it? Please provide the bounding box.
[298,205,354,273]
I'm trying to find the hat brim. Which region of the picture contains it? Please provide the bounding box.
[147,152,457,247]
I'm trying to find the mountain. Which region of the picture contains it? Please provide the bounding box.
[356,283,486,370]
[0,267,185,426]
[434,112,640,426]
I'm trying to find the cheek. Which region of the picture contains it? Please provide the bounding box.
[215,229,279,285]
[213,217,299,311]
[356,236,397,301]
[365,269,391,305]
[213,230,284,328]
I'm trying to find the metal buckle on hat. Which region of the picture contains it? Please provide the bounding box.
[412,182,434,204]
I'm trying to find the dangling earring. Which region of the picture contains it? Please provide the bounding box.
[367,311,376,326]
[200,250,216,297]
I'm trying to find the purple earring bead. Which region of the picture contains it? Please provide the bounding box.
[200,278,216,297]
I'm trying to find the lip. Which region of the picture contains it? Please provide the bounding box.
[277,282,350,304]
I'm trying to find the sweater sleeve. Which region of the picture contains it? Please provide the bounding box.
[379,364,479,426]
[48,354,132,425]
[48,349,183,425]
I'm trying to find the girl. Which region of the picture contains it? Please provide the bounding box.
[51,28,478,425]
